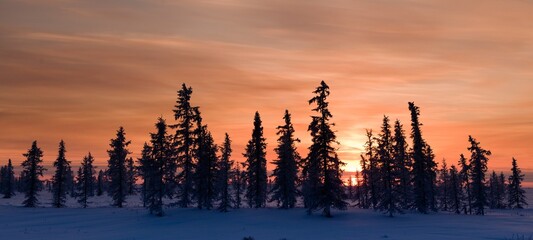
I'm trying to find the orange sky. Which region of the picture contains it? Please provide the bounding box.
[0,0,532,181]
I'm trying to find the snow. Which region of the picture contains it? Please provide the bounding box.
[0,190,532,240]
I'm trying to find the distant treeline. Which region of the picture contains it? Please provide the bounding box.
[0,81,527,217]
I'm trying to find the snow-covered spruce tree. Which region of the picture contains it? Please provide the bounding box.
[194,110,219,210]
[508,158,527,209]
[232,163,245,209]
[107,127,131,208]
[376,116,402,217]
[21,141,46,207]
[126,157,136,195]
[96,170,105,196]
[361,129,379,209]
[146,117,174,216]
[408,102,437,214]
[467,135,491,215]
[458,154,472,214]
[449,165,463,214]
[217,133,234,212]
[302,81,347,217]
[437,159,451,211]
[77,153,96,208]
[52,140,70,208]
[171,83,197,208]
[2,159,15,198]
[392,120,412,210]
[270,110,301,209]
[244,111,268,208]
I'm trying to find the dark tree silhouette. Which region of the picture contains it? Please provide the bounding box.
[449,165,463,214]
[508,158,527,209]
[270,110,300,209]
[21,141,46,207]
[1,159,15,198]
[244,112,268,208]
[232,163,245,209]
[171,83,198,208]
[52,140,70,208]
[107,127,131,208]
[194,110,219,210]
[65,165,75,198]
[217,133,234,212]
[488,171,506,209]
[437,159,450,211]
[145,117,174,216]
[302,81,347,217]
[126,157,136,195]
[376,116,402,217]
[467,135,491,215]
[96,170,105,196]
[138,143,153,208]
[77,153,96,208]
[392,120,412,210]
[458,154,472,214]
[360,130,377,209]
[408,102,437,214]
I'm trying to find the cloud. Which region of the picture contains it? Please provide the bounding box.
[0,0,532,175]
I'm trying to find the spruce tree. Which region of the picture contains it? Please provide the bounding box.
[437,159,450,211]
[458,154,472,214]
[194,110,219,210]
[96,170,105,196]
[424,144,438,211]
[467,136,491,215]
[508,158,527,209]
[217,133,234,212]
[302,81,347,217]
[21,141,46,207]
[107,127,131,208]
[449,165,462,214]
[77,153,96,208]
[408,102,437,214]
[347,175,354,201]
[126,157,136,195]
[65,165,75,198]
[52,140,70,208]
[376,116,402,216]
[146,117,173,216]
[488,171,499,209]
[270,110,300,209]
[232,163,245,209]
[358,148,370,209]
[498,172,507,209]
[2,159,15,198]
[392,120,412,210]
[171,83,197,207]
[138,143,153,208]
[361,129,378,209]
[244,112,268,208]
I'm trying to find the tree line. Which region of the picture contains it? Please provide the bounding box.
[0,81,527,218]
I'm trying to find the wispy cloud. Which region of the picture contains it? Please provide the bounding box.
[0,0,532,174]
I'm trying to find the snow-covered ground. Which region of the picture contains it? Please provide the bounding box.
[0,190,531,240]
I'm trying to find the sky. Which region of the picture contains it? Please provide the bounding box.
[0,0,532,182]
